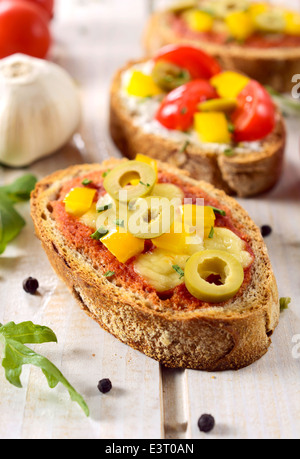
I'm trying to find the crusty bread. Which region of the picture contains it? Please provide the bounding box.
[30,158,279,371]
[109,60,286,197]
[143,10,300,93]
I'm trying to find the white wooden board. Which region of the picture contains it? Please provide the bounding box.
[0,0,299,440]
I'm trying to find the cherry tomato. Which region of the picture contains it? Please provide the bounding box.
[0,1,51,59]
[155,80,218,131]
[231,80,276,142]
[153,44,222,81]
[0,0,55,19]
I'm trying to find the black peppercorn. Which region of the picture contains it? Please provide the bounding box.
[23,277,39,295]
[97,378,112,394]
[198,414,215,433]
[261,225,272,237]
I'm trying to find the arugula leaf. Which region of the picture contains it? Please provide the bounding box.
[0,322,89,417]
[0,191,26,255]
[0,174,37,202]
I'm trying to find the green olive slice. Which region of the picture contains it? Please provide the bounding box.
[128,196,174,239]
[151,183,184,202]
[103,161,156,203]
[152,61,191,92]
[254,11,286,33]
[184,249,244,303]
[168,0,198,14]
[198,98,237,113]
[206,0,249,19]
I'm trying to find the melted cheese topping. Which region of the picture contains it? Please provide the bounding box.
[134,227,252,292]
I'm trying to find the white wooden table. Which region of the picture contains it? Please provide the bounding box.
[0,0,299,440]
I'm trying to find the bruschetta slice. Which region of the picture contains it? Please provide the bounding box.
[109,45,286,197]
[143,0,300,93]
[31,157,279,371]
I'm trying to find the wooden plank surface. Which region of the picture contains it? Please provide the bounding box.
[0,0,300,440]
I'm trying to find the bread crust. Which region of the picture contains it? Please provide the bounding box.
[30,159,280,371]
[109,61,286,197]
[144,11,300,93]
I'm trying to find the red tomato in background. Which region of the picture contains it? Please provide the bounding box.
[0,1,51,59]
[156,80,218,131]
[232,80,276,142]
[153,44,222,81]
[0,0,54,19]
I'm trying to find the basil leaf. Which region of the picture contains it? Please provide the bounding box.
[0,191,26,255]
[0,322,89,416]
[0,174,37,202]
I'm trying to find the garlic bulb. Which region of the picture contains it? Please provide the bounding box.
[0,54,81,167]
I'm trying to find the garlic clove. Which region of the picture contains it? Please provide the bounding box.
[0,54,81,167]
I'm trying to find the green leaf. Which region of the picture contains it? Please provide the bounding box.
[0,174,37,202]
[0,174,37,254]
[0,322,89,417]
[0,191,26,255]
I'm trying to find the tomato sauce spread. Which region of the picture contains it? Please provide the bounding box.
[51,169,254,312]
[170,15,300,48]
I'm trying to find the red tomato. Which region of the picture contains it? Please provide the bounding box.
[153,44,222,80]
[155,80,218,131]
[0,1,51,59]
[0,0,55,19]
[232,80,276,142]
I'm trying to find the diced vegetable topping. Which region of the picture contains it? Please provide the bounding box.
[64,187,96,217]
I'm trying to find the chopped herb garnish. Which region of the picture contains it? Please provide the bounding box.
[210,206,226,217]
[91,227,109,240]
[180,106,187,114]
[115,219,125,228]
[104,271,115,278]
[280,297,291,312]
[227,122,235,134]
[102,170,111,178]
[208,226,214,239]
[82,179,93,186]
[97,203,113,213]
[172,265,184,280]
[139,181,150,187]
[224,148,235,157]
[179,140,190,154]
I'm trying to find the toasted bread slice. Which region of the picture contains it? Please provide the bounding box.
[109,61,286,197]
[144,11,300,94]
[30,159,279,371]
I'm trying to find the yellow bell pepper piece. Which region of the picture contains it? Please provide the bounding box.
[101,229,145,264]
[64,187,96,217]
[194,112,232,144]
[183,9,214,32]
[249,3,269,19]
[285,12,300,36]
[127,70,163,98]
[181,205,216,238]
[210,71,250,99]
[152,221,195,254]
[225,11,255,41]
